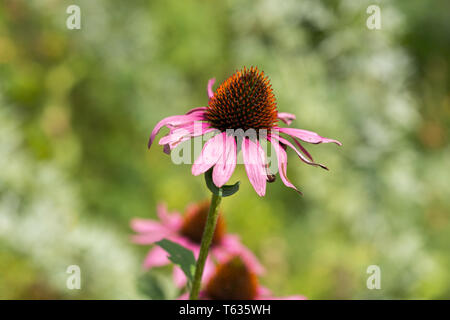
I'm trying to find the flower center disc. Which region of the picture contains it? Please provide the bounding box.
[206,67,278,132]
[179,201,225,245]
[205,256,258,300]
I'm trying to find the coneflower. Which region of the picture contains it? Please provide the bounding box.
[178,255,306,300]
[147,67,341,300]
[148,66,341,196]
[130,202,263,287]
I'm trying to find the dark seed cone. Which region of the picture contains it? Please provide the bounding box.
[206,67,278,132]
[179,201,225,245]
[205,256,258,300]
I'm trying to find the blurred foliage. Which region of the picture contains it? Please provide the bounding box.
[0,0,449,299]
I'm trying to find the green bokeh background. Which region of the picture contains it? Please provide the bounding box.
[0,0,449,299]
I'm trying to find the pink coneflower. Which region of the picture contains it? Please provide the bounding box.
[131,202,263,287]
[179,255,306,300]
[148,66,341,196]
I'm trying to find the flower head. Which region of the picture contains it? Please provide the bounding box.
[179,255,306,300]
[205,256,258,300]
[148,67,341,196]
[206,67,278,132]
[131,202,263,287]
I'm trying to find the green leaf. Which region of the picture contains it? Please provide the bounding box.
[204,169,240,197]
[155,239,196,287]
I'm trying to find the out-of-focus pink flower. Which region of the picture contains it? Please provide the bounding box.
[178,255,306,300]
[148,66,341,196]
[131,202,263,287]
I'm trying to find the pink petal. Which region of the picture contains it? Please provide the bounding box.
[192,133,225,176]
[130,219,174,244]
[131,231,172,245]
[148,112,206,149]
[173,266,187,288]
[202,257,217,285]
[212,133,237,187]
[156,203,183,230]
[207,78,215,99]
[130,204,183,244]
[268,135,302,195]
[272,134,328,170]
[278,127,342,145]
[159,122,211,147]
[159,127,193,147]
[257,286,272,297]
[292,137,314,161]
[130,218,165,233]
[143,246,170,269]
[186,107,207,115]
[277,112,296,125]
[242,138,267,196]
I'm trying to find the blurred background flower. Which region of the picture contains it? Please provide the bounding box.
[179,255,306,300]
[0,0,449,299]
[130,201,263,288]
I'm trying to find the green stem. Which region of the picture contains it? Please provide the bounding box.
[189,191,222,300]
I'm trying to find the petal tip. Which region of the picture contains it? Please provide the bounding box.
[257,189,266,197]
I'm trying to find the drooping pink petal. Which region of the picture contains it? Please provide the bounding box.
[278,127,342,145]
[143,246,170,269]
[277,112,296,125]
[242,138,267,196]
[212,133,237,187]
[268,135,302,195]
[186,106,207,115]
[207,78,216,99]
[291,136,314,161]
[215,235,265,275]
[272,134,328,170]
[192,133,225,176]
[165,115,206,131]
[159,127,192,147]
[159,122,213,149]
[148,112,206,149]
